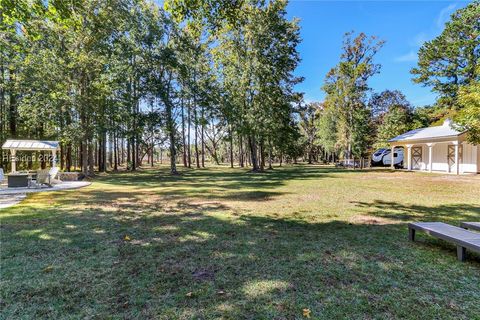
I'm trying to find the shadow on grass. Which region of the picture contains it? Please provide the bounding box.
[351,200,480,223]
[1,196,480,319]
[88,165,401,203]
[96,166,343,189]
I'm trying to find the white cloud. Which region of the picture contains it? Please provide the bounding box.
[397,4,457,63]
[436,3,457,28]
[411,32,429,47]
[395,51,417,63]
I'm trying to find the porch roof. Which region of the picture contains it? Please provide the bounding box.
[2,139,60,151]
[389,119,464,143]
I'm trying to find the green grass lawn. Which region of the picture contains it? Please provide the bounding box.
[1,165,480,319]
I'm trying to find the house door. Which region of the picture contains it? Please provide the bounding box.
[412,147,422,170]
[447,145,463,172]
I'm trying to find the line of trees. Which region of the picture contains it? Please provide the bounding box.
[1,0,303,174]
[1,0,478,174]
[299,1,479,162]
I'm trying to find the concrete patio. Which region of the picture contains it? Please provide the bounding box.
[0,181,91,209]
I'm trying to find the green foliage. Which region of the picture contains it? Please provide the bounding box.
[209,0,303,169]
[1,0,304,172]
[323,32,384,157]
[315,103,338,155]
[370,90,417,148]
[375,105,412,148]
[454,81,480,144]
[411,1,480,109]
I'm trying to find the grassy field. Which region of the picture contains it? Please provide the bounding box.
[1,165,480,319]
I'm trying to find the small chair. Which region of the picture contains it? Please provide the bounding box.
[31,167,61,188]
[31,169,50,188]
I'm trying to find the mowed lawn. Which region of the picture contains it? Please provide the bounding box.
[1,165,480,319]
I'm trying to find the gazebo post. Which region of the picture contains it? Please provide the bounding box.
[11,149,16,173]
[52,149,57,167]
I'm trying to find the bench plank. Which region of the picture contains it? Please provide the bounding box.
[408,222,480,261]
[460,222,480,232]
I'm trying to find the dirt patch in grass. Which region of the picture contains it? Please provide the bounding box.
[349,215,395,225]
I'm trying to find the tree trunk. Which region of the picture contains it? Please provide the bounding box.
[97,138,102,172]
[102,131,107,172]
[66,143,72,172]
[131,137,136,171]
[127,139,131,169]
[187,100,191,168]
[268,140,273,170]
[109,133,113,169]
[162,73,178,175]
[8,68,17,138]
[248,135,259,172]
[259,140,265,171]
[0,62,4,169]
[113,131,118,171]
[230,128,234,168]
[181,98,187,167]
[81,142,88,175]
[88,140,94,175]
[166,100,178,174]
[194,107,200,168]
[239,134,244,167]
[201,106,205,168]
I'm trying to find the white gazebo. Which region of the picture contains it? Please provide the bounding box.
[1,139,60,173]
[388,119,479,175]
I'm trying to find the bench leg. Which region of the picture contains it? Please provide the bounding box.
[408,228,415,241]
[457,246,466,262]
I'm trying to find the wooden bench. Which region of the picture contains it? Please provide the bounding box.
[408,222,480,262]
[460,222,480,232]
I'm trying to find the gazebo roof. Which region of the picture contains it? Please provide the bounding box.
[2,139,60,151]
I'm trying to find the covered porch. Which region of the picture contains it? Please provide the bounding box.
[388,119,479,175]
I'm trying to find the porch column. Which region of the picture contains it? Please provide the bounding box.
[11,149,16,173]
[406,144,412,171]
[390,145,395,169]
[51,149,57,167]
[427,143,435,173]
[454,141,459,175]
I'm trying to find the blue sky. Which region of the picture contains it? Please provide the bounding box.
[286,0,471,107]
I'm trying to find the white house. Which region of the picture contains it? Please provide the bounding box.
[389,119,479,175]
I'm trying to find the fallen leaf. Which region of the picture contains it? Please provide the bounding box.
[42,265,54,273]
[124,235,131,241]
[186,292,193,297]
[303,308,311,318]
